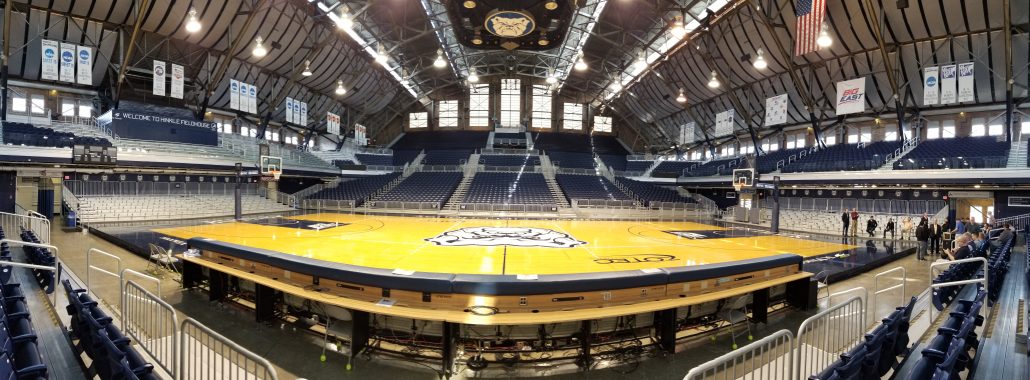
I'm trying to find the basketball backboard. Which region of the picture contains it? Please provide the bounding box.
[259,156,283,179]
[732,168,755,191]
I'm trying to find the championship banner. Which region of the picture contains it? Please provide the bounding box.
[679,122,696,144]
[40,39,59,81]
[59,43,76,83]
[922,66,939,106]
[327,112,340,135]
[355,124,367,146]
[957,62,974,103]
[248,84,257,113]
[300,102,307,125]
[764,94,789,127]
[939,64,957,104]
[834,77,866,115]
[230,80,240,111]
[76,46,92,85]
[715,110,735,137]
[170,64,184,99]
[285,98,294,124]
[152,60,166,96]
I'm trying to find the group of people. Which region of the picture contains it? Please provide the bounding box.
[838,208,904,239]
[839,209,1012,262]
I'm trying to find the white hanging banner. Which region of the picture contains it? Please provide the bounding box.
[248,84,257,113]
[230,80,240,110]
[40,39,60,81]
[152,60,166,96]
[834,77,866,115]
[922,66,939,106]
[300,102,308,125]
[355,124,367,146]
[679,122,696,144]
[285,98,294,124]
[714,110,735,137]
[327,112,340,135]
[59,43,76,83]
[764,94,789,127]
[170,64,184,99]
[957,62,975,103]
[939,64,957,104]
[76,45,92,85]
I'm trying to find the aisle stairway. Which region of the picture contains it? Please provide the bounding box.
[444,172,476,210]
[544,176,571,208]
[1006,138,1027,168]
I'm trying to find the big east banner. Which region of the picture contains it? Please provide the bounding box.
[835,78,866,115]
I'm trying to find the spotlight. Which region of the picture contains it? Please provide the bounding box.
[545,1,558,10]
[335,80,346,95]
[538,33,549,46]
[468,70,479,83]
[184,8,202,33]
[545,70,558,84]
[610,82,623,92]
[707,71,720,88]
[252,36,267,57]
[463,0,476,9]
[676,89,686,103]
[752,49,767,70]
[817,24,833,48]
[472,30,483,45]
[433,50,447,68]
[336,7,354,30]
[574,53,588,71]
[301,60,312,76]
[375,45,389,65]
[634,53,647,71]
[670,16,686,40]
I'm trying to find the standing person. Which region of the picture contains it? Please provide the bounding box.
[929,219,944,257]
[901,217,913,240]
[850,208,860,237]
[954,218,966,235]
[840,209,850,237]
[920,212,929,227]
[915,221,930,261]
[883,218,896,239]
[866,215,878,237]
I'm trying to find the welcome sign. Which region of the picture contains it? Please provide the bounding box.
[98,109,218,146]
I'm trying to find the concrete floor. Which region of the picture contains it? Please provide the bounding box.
[49,222,938,380]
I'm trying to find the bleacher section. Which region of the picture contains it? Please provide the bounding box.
[373,172,463,208]
[2,122,111,147]
[811,297,916,380]
[422,150,472,165]
[599,154,628,171]
[331,159,357,169]
[355,153,395,167]
[616,178,694,206]
[555,174,631,202]
[530,133,628,155]
[624,159,653,172]
[493,133,527,149]
[894,137,1009,169]
[0,227,51,379]
[547,151,595,169]
[392,131,489,151]
[463,172,554,205]
[307,173,400,205]
[651,160,699,177]
[63,280,158,379]
[390,151,421,166]
[782,141,900,173]
[479,154,540,167]
[683,157,741,177]
[76,195,295,223]
[755,148,803,173]
[905,290,986,380]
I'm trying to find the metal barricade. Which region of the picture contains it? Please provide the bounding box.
[86,248,122,304]
[795,295,866,379]
[179,318,278,380]
[872,266,907,317]
[123,280,178,377]
[683,329,794,380]
[120,269,162,325]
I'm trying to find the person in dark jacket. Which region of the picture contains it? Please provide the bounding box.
[841,209,850,237]
[915,222,930,261]
[929,220,945,256]
[866,216,878,237]
[883,218,895,239]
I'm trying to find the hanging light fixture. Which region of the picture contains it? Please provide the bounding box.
[538,33,550,46]
[816,24,833,48]
[336,6,354,30]
[676,89,687,103]
[184,8,202,33]
[574,52,588,71]
[670,15,687,40]
[472,30,484,45]
[468,69,480,83]
[610,82,623,92]
[634,53,647,71]
[463,0,477,9]
[544,1,558,10]
[707,70,720,88]
[252,36,268,57]
[752,49,768,70]
[301,60,312,76]
[335,80,346,95]
[433,50,447,68]
[545,69,558,84]
[374,45,389,65]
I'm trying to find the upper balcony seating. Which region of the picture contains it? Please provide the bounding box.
[494,133,525,139]
[392,131,489,150]
[755,148,804,173]
[374,172,463,207]
[547,151,596,169]
[683,158,742,177]
[331,159,357,169]
[391,150,422,166]
[555,174,631,202]
[2,122,112,148]
[354,153,394,167]
[599,154,627,171]
[479,154,540,167]
[652,160,700,177]
[463,172,554,205]
[624,159,653,172]
[616,178,695,206]
[422,149,472,166]
[531,133,628,154]
[894,137,1009,170]
[782,141,901,173]
[307,173,399,205]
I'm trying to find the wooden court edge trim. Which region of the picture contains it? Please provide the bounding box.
[181,255,813,325]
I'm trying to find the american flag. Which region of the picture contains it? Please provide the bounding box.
[794,0,827,56]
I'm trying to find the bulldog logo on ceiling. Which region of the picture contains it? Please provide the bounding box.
[425,227,585,248]
[484,10,535,38]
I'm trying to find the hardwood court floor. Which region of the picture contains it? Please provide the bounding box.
[154,213,856,275]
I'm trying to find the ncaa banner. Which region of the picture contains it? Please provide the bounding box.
[300,102,307,125]
[76,46,92,85]
[248,84,257,113]
[764,94,789,127]
[679,122,696,144]
[152,60,166,96]
[229,80,240,111]
[715,110,734,137]
[834,77,866,115]
[59,43,76,83]
[285,98,294,124]
[939,65,957,104]
[922,66,939,106]
[957,62,975,103]
[40,39,60,81]
[170,64,184,99]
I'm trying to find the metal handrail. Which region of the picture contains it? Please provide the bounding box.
[928,257,988,321]
[123,280,179,377]
[795,295,865,379]
[178,318,278,380]
[683,329,794,380]
[0,239,60,305]
[872,266,907,313]
[86,248,122,303]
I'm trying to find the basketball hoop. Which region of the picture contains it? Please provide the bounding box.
[270,170,281,181]
[733,181,744,193]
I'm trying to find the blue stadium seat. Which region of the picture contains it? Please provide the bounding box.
[782,141,900,173]
[355,153,395,166]
[307,174,400,205]
[2,122,112,148]
[463,172,554,205]
[479,154,540,167]
[683,157,743,177]
[421,150,472,165]
[624,159,653,173]
[546,151,595,169]
[894,137,1008,169]
[392,131,489,150]
[555,174,632,202]
[615,178,695,206]
[651,160,700,177]
[373,172,463,208]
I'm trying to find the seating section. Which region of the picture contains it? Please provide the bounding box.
[308,173,400,205]
[63,280,158,379]
[598,154,627,171]
[811,297,916,380]
[479,154,540,167]
[624,160,653,173]
[931,231,1012,308]
[531,133,628,154]
[652,160,699,177]
[782,141,901,173]
[331,159,357,169]
[392,131,489,150]
[684,158,742,177]
[755,148,804,173]
[373,172,463,208]
[18,230,56,293]
[494,133,525,139]
[421,150,472,165]
[547,151,595,169]
[616,178,694,206]
[463,172,554,205]
[2,122,111,147]
[894,137,1009,169]
[905,290,986,380]
[354,153,393,167]
[0,227,50,379]
[76,195,295,223]
[390,151,421,166]
[555,174,632,202]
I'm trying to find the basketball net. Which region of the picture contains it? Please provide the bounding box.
[271,170,281,181]
[733,179,745,192]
